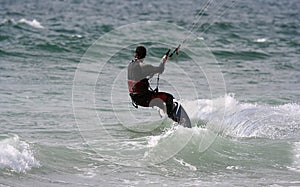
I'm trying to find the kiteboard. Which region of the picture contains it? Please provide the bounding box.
[171,101,191,128]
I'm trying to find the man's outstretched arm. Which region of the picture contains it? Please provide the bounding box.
[140,55,168,78]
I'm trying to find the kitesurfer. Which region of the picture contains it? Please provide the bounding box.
[127,46,178,122]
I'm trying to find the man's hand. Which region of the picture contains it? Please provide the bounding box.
[162,49,170,63]
[162,55,168,63]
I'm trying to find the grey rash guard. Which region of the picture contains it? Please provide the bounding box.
[127,58,165,82]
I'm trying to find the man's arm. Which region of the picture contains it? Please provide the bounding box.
[140,56,168,78]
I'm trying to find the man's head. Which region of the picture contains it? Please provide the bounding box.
[135,46,147,59]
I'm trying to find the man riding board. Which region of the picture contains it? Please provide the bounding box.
[127,46,179,122]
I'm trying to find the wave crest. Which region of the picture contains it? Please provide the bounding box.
[0,134,40,173]
[183,94,300,139]
[1,18,44,29]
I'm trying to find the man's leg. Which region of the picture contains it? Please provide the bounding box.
[151,92,175,119]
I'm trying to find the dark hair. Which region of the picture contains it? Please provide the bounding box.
[135,46,147,59]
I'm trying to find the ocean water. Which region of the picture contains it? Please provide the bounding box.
[1,0,300,186]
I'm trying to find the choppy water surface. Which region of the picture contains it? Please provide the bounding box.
[1,0,300,186]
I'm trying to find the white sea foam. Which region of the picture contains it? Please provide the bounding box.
[146,126,176,148]
[289,142,300,173]
[0,134,40,173]
[1,18,44,29]
[173,157,197,171]
[182,94,300,139]
[255,38,267,43]
[72,34,83,38]
[18,18,44,29]
[1,18,18,25]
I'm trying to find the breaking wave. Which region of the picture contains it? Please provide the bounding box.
[0,134,40,173]
[1,18,44,29]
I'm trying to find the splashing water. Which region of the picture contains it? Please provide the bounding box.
[0,134,40,173]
